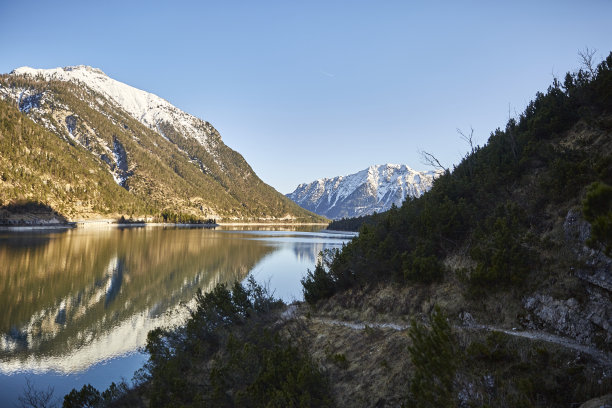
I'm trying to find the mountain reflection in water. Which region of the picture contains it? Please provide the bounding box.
[0,226,354,376]
[0,227,277,374]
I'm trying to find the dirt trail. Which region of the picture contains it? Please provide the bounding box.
[279,306,612,367]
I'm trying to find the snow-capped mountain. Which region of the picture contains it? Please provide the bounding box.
[287,164,441,219]
[12,66,212,147]
[0,65,319,221]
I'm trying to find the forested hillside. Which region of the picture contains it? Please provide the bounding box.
[0,68,324,222]
[305,51,612,302]
[302,54,612,407]
[0,98,147,218]
[296,52,612,407]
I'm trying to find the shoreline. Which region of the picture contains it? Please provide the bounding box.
[0,220,329,231]
[74,220,328,227]
[0,223,77,232]
[217,222,328,226]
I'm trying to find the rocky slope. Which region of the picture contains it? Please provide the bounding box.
[287,164,440,219]
[0,66,322,222]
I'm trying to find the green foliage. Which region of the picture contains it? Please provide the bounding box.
[402,243,445,283]
[153,209,216,224]
[328,353,349,369]
[63,384,101,408]
[142,276,333,407]
[63,382,130,408]
[211,333,333,407]
[582,181,612,256]
[300,249,351,305]
[301,262,337,305]
[0,98,145,217]
[407,306,458,408]
[327,214,375,231]
[467,204,534,294]
[539,149,596,203]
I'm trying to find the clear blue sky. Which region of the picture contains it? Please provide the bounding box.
[1,1,611,193]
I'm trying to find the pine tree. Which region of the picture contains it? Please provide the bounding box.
[407,305,458,408]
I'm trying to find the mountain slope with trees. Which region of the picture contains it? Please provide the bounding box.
[305,51,612,306]
[0,67,324,222]
[298,51,612,406]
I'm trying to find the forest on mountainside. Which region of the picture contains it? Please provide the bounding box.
[0,74,324,222]
[0,97,150,218]
[305,51,612,303]
[294,51,612,407]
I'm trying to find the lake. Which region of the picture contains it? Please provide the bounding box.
[0,225,355,405]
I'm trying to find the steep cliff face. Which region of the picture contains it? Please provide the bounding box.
[521,209,612,346]
[287,164,440,219]
[0,66,322,222]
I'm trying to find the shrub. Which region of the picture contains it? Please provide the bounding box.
[467,204,534,294]
[301,262,336,305]
[142,276,332,407]
[582,181,612,256]
[63,384,102,408]
[402,244,445,283]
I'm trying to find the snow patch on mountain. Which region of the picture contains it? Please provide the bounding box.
[65,115,77,138]
[111,136,129,188]
[287,164,441,219]
[18,90,44,113]
[11,65,214,147]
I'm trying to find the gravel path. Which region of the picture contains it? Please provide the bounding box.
[300,313,612,367]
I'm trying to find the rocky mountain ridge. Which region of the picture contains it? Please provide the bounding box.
[287,164,440,219]
[12,66,214,148]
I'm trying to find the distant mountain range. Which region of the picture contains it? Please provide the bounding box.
[287,164,441,219]
[0,65,322,222]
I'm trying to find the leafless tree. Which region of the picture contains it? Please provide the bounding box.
[17,378,59,408]
[578,47,597,78]
[457,127,475,154]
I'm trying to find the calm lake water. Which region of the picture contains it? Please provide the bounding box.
[0,225,355,405]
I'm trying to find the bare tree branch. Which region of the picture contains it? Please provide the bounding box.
[17,377,59,408]
[418,149,446,171]
[457,127,475,153]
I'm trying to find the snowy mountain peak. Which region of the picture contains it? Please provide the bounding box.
[287,164,441,219]
[10,65,215,146]
[12,65,107,77]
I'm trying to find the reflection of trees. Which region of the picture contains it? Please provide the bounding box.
[0,228,274,365]
[292,242,342,264]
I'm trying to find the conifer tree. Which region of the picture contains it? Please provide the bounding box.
[407,306,458,408]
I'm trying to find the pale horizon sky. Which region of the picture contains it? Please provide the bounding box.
[1,1,611,193]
